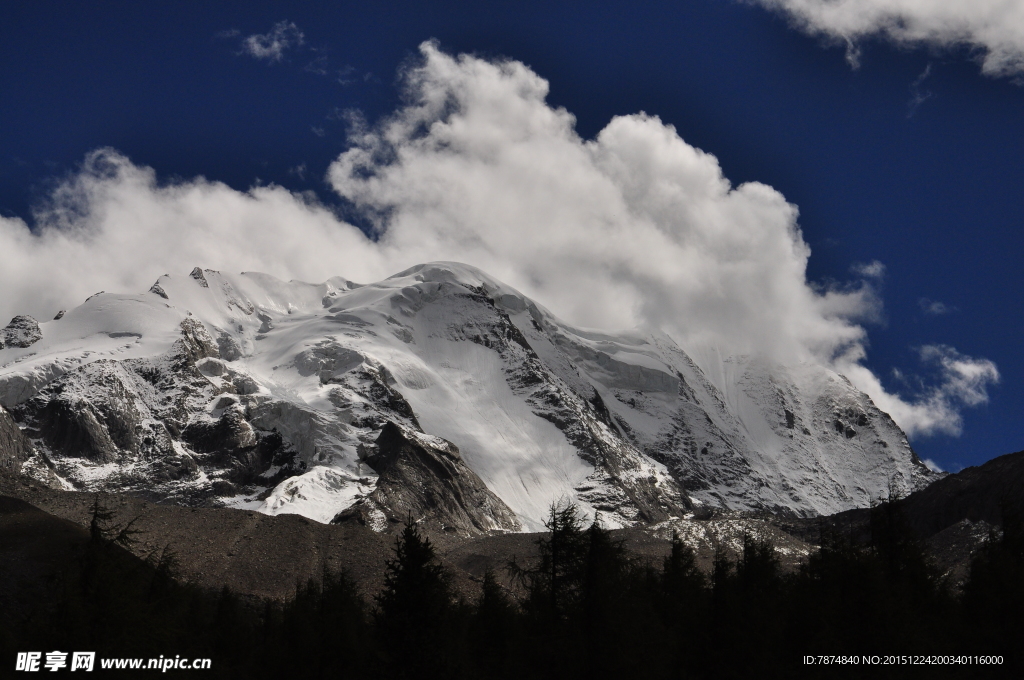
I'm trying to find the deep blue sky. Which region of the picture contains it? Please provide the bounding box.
[2,1,1021,471]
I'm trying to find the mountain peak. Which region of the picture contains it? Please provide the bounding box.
[0,263,937,531]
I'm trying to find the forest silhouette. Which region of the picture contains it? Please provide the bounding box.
[3,498,1020,678]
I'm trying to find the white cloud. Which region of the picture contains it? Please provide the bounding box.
[239,21,304,63]
[851,260,886,278]
[919,344,1000,407]
[907,63,934,117]
[0,42,997,439]
[919,297,956,315]
[750,0,1024,78]
[922,458,943,472]
[0,149,387,324]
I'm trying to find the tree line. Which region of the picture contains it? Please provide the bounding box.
[3,498,1021,678]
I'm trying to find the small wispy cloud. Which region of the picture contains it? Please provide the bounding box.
[922,458,943,473]
[304,55,329,76]
[310,126,326,138]
[851,260,885,279]
[238,21,304,63]
[919,344,999,409]
[326,107,365,135]
[919,297,956,315]
[337,65,357,86]
[907,63,934,118]
[842,37,862,70]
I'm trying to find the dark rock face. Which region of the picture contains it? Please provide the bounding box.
[149,281,169,299]
[361,366,421,430]
[340,421,520,535]
[190,267,210,288]
[184,407,257,454]
[1,316,42,349]
[182,408,294,485]
[10,320,235,491]
[0,407,33,474]
[24,361,155,464]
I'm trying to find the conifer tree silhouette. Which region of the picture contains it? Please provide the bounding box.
[374,515,460,680]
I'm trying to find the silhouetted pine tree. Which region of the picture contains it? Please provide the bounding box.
[511,503,589,624]
[790,526,880,654]
[373,516,463,680]
[508,503,589,676]
[734,534,783,673]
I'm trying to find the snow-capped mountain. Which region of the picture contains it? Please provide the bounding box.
[0,263,937,533]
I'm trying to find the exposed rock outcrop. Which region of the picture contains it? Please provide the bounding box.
[173,317,220,367]
[338,421,521,535]
[1,316,42,349]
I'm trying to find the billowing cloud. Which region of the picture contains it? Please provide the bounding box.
[750,0,1024,77]
[0,150,387,323]
[0,42,997,438]
[328,42,876,363]
[239,21,304,63]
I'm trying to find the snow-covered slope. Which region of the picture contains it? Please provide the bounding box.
[0,263,937,531]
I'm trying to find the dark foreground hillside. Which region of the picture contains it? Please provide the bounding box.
[3,452,1024,678]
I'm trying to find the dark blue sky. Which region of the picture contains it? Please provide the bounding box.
[2,1,1021,471]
